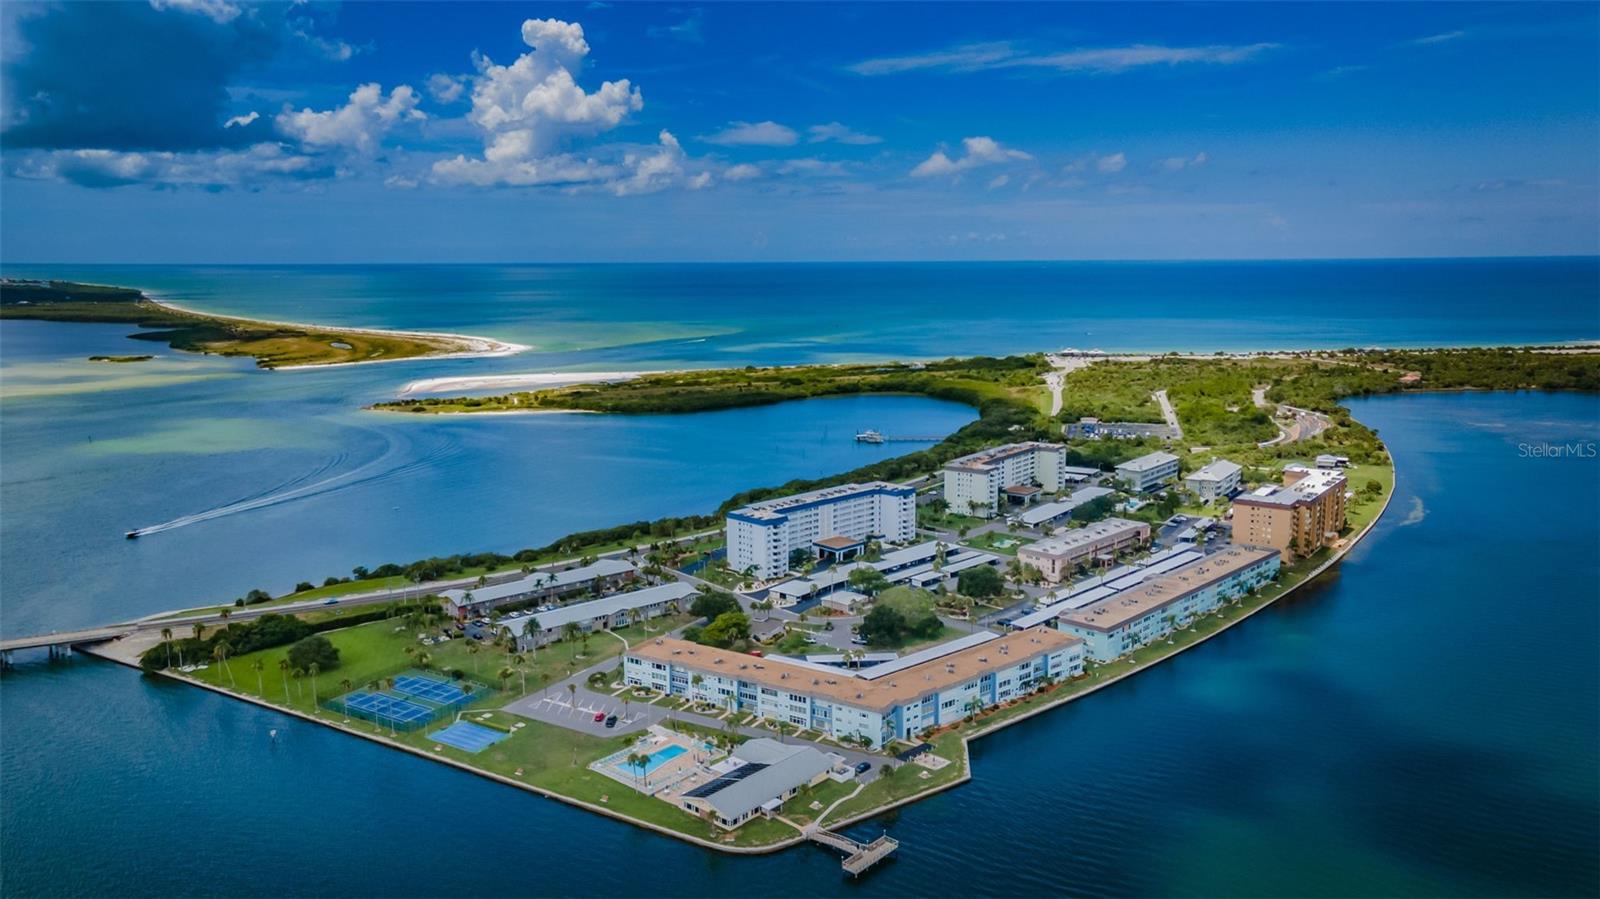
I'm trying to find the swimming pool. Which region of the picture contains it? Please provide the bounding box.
[617,744,688,777]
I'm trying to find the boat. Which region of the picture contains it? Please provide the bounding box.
[854,429,885,444]
[125,530,141,539]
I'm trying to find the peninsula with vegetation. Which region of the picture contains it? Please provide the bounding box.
[26,342,1597,871]
[0,279,524,369]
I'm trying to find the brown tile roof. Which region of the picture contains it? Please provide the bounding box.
[629,630,1081,713]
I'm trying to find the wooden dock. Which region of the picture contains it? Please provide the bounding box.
[810,827,899,876]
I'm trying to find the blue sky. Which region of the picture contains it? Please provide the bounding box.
[2,1,1595,262]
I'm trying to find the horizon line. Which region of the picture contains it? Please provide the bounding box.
[4,253,1597,268]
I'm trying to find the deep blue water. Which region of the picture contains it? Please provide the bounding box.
[2,260,1597,895]
[0,321,976,634]
[3,391,1595,897]
[5,258,1598,360]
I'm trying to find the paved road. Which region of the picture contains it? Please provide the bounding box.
[1153,389,1184,440]
[5,529,720,646]
[1253,386,1331,447]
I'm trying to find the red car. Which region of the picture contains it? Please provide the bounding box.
[593,711,606,722]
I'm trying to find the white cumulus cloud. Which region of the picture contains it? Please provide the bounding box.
[276,83,424,154]
[910,136,1030,178]
[701,121,799,147]
[1096,152,1127,173]
[148,0,241,25]
[427,74,466,105]
[1160,151,1208,171]
[723,163,763,181]
[807,122,882,145]
[434,18,664,189]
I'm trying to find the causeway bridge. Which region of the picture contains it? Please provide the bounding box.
[0,625,137,666]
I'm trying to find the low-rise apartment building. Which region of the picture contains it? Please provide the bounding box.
[440,558,637,620]
[1115,451,1181,492]
[1184,458,1243,504]
[726,482,916,580]
[497,581,696,650]
[1055,546,1280,660]
[1017,517,1152,583]
[942,442,1070,518]
[625,629,1084,748]
[1231,465,1348,561]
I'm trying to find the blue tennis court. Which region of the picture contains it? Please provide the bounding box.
[343,691,433,724]
[430,721,507,753]
[393,674,473,704]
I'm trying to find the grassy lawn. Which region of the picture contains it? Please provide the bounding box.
[178,611,801,849]
[961,531,1035,556]
[917,507,989,532]
[184,612,694,711]
[871,623,969,653]
[821,733,967,825]
[781,777,860,827]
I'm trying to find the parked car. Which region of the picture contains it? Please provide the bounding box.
[850,636,868,646]
[593,711,606,722]
[854,761,872,774]
[604,715,618,728]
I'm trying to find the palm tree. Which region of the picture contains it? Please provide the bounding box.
[212,641,234,686]
[560,621,582,647]
[416,651,433,671]
[308,662,321,710]
[513,654,528,694]
[338,678,352,717]
[252,659,265,696]
[219,608,231,629]
[540,672,552,699]
[192,622,206,642]
[496,667,514,692]
[690,673,704,707]
[467,641,481,674]
[278,659,292,703]
[160,627,174,669]
[566,682,576,713]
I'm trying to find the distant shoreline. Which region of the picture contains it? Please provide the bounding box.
[145,296,530,370]
[398,371,653,396]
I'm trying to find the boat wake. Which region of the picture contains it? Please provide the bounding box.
[127,430,459,538]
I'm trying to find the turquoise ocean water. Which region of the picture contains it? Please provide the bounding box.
[1,260,1596,896]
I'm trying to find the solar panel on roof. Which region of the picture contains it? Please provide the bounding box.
[683,762,769,798]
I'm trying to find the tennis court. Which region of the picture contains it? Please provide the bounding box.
[342,691,433,725]
[330,671,489,731]
[393,673,474,704]
[429,721,507,753]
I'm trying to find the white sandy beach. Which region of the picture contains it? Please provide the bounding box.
[397,371,654,396]
[146,296,531,369]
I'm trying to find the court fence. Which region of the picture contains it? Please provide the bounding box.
[322,669,492,732]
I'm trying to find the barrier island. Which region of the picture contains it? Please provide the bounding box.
[0,279,522,369]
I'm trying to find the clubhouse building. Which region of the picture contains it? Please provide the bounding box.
[625,629,1084,748]
[726,482,916,580]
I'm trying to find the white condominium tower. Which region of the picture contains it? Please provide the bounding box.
[725,482,916,579]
